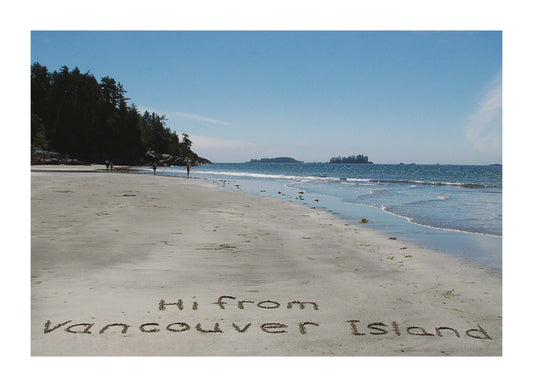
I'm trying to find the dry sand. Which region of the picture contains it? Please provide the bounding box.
[31,165,501,356]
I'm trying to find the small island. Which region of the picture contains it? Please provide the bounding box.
[247,157,303,163]
[329,154,373,164]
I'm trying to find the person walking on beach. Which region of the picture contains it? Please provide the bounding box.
[109,161,113,170]
[186,162,191,178]
[105,160,110,171]
[152,163,157,175]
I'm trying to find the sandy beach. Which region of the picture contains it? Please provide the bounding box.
[31,165,501,356]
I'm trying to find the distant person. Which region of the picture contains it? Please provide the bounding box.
[105,160,110,171]
[109,161,113,170]
[186,162,191,178]
[152,163,157,175]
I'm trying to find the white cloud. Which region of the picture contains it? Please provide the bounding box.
[166,112,232,126]
[189,134,258,150]
[465,71,502,153]
[138,106,231,126]
[188,135,262,162]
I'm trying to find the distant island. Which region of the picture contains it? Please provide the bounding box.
[329,154,373,164]
[247,157,303,163]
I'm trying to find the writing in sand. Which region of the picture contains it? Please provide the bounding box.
[42,296,493,340]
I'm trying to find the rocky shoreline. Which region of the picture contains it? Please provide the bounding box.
[141,151,212,167]
[31,149,85,165]
[31,149,212,167]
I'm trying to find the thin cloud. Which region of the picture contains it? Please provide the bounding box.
[465,71,502,153]
[190,134,258,150]
[167,111,232,126]
[138,106,231,126]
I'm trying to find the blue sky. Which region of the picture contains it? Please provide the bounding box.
[31,31,502,164]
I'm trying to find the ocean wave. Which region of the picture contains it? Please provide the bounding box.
[356,189,392,200]
[370,179,499,188]
[384,195,451,210]
[179,168,500,189]
[177,168,376,184]
[176,169,308,181]
[381,205,501,236]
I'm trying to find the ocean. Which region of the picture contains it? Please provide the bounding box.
[140,163,502,271]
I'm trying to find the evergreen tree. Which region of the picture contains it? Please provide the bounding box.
[330,154,371,164]
[30,62,201,164]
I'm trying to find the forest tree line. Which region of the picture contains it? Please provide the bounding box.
[329,155,372,164]
[31,63,199,164]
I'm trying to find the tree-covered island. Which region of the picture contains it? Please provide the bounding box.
[247,157,303,163]
[31,63,211,166]
[329,155,373,164]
